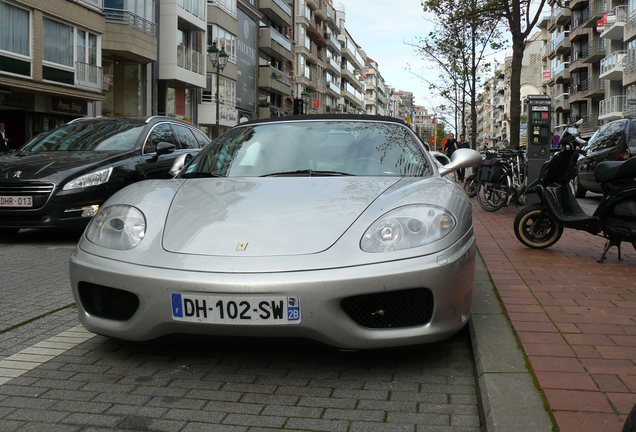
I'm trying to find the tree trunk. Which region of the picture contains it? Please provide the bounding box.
[508,36,525,149]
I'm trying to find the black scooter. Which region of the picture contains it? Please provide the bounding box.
[513,119,636,262]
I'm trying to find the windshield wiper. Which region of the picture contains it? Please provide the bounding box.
[261,169,353,177]
[180,171,225,178]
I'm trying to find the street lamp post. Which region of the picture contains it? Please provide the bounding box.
[207,41,229,138]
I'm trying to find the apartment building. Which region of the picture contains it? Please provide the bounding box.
[412,105,436,142]
[363,57,389,116]
[257,0,294,118]
[539,0,636,138]
[0,0,106,147]
[102,0,156,118]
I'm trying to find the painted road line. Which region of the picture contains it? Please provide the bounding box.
[0,325,95,385]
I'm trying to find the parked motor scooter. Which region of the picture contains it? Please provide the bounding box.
[513,119,636,262]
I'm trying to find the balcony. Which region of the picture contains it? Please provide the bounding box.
[599,95,627,120]
[259,0,292,27]
[72,0,102,11]
[584,75,605,98]
[258,27,292,62]
[582,0,608,27]
[177,45,203,74]
[623,49,636,86]
[258,65,291,95]
[75,62,103,92]
[569,81,588,103]
[600,50,627,81]
[104,8,156,35]
[553,3,572,25]
[581,38,607,63]
[551,31,571,55]
[552,62,570,82]
[600,5,628,40]
[626,9,636,42]
[579,115,600,135]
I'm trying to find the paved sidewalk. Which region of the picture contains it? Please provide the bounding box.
[471,201,636,432]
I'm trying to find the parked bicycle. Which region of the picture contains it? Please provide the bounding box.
[475,149,527,212]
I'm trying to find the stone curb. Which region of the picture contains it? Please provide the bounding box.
[469,252,555,432]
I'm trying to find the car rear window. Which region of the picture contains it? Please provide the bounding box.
[585,119,627,153]
[22,121,144,152]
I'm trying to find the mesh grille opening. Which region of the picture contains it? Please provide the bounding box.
[341,288,434,329]
[78,282,139,321]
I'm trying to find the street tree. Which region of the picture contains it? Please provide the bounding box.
[416,0,503,149]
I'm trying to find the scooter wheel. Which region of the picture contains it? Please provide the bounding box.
[514,204,563,249]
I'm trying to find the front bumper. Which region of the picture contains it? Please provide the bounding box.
[70,234,476,350]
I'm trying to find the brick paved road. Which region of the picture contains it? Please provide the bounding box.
[0,230,482,431]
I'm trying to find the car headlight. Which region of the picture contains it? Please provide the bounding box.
[85,205,146,250]
[63,167,113,190]
[360,205,456,253]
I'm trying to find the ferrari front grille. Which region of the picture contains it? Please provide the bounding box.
[78,282,139,321]
[341,288,434,329]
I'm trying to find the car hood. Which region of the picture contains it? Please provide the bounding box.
[162,177,400,257]
[0,151,128,182]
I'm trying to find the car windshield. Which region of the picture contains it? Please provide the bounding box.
[182,120,433,177]
[21,121,145,152]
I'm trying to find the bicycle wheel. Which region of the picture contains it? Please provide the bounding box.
[476,181,508,212]
[463,177,477,197]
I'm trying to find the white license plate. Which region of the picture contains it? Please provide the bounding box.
[0,196,33,208]
[171,294,301,325]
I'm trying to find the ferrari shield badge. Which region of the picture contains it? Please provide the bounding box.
[236,242,248,251]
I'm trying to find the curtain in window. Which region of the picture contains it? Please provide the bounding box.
[44,18,73,66]
[0,2,30,56]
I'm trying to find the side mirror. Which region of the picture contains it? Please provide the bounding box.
[438,148,482,177]
[169,153,194,177]
[429,150,450,167]
[156,141,176,155]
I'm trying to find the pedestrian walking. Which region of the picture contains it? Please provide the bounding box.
[444,133,457,159]
[456,134,470,182]
[0,122,10,155]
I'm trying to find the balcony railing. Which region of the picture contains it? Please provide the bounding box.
[75,61,103,91]
[581,38,606,60]
[600,50,627,76]
[603,4,628,31]
[552,62,569,76]
[273,0,292,16]
[104,8,156,35]
[177,45,204,74]
[599,95,627,117]
[270,27,292,51]
[72,0,103,11]
[207,0,237,17]
[551,31,570,50]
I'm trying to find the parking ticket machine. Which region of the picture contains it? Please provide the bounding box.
[526,95,552,199]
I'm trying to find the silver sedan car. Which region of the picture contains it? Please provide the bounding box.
[70,115,481,349]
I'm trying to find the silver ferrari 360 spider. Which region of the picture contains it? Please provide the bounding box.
[70,114,481,349]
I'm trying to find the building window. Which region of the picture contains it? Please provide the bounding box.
[43,18,101,87]
[0,1,30,76]
[177,21,204,74]
[207,24,236,63]
[203,73,236,104]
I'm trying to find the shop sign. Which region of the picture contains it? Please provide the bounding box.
[51,98,87,115]
[220,105,238,127]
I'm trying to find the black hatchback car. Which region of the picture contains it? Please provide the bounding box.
[0,116,209,235]
[575,118,636,197]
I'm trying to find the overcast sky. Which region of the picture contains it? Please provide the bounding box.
[339,0,446,111]
[339,0,516,114]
